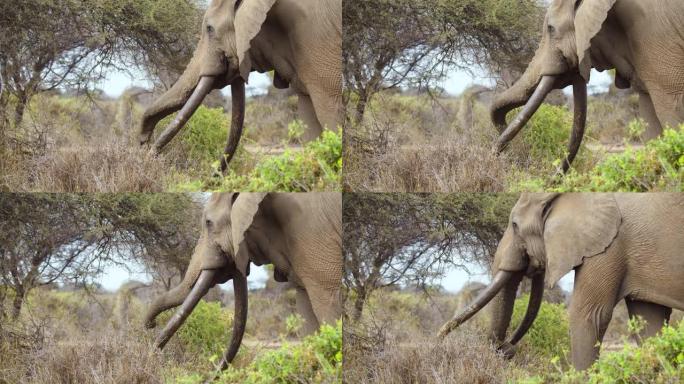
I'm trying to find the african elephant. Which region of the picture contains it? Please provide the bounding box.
[491,0,684,172]
[439,193,684,370]
[139,0,342,172]
[144,192,342,370]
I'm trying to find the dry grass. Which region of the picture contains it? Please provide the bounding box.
[345,137,510,192]
[20,141,169,192]
[11,331,166,384]
[344,329,513,384]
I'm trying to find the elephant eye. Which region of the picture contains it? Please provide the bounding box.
[206,25,214,34]
[205,219,213,228]
[547,25,555,34]
[512,222,519,231]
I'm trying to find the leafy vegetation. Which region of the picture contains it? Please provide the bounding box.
[511,294,570,359]
[173,127,342,192]
[518,319,684,383]
[515,125,684,192]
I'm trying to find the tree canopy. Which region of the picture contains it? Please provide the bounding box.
[0,193,202,318]
[343,0,544,122]
[343,193,517,319]
[0,0,203,127]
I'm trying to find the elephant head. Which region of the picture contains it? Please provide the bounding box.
[491,0,617,172]
[439,193,621,355]
[140,0,276,172]
[144,192,266,369]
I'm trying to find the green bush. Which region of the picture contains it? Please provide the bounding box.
[510,294,570,359]
[518,320,684,384]
[173,321,342,384]
[507,104,591,169]
[158,300,233,359]
[511,125,684,192]
[175,128,342,192]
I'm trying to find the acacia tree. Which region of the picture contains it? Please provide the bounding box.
[343,193,516,320]
[0,193,202,318]
[343,0,543,123]
[0,0,202,128]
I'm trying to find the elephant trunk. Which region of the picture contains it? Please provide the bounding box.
[217,271,248,370]
[493,75,556,153]
[153,269,216,350]
[506,272,544,345]
[490,58,546,133]
[438,270,515,339]
[561,77,587,173]
[219,79,246,173]
[152,76,215,152]
[139,58,205,146]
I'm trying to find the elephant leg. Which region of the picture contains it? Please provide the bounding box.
[295,286,320,335]
[301,280,341,327]
[625,299,671,342]
[297,94,323,142]
[649,89,684,134]
[308,87,341,134]
[638,92,663,140]
[568,256,623,370]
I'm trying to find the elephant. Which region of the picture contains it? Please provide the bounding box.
[139,0,342,172]
[439,193,684,370]
[491,0,684,172]
[144,192,343,371]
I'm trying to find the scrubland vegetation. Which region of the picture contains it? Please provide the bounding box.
[0,284,341,384]
[0,91,341,192]
[344,287,684,383]
[345,89,684,192]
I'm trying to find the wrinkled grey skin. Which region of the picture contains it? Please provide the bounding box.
[441,193,684,370]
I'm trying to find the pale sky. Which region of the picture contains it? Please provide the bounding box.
[439,263,574,294]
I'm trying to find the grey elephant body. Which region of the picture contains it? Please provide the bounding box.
[247,0,342,138]
[567,194,684,368]
[589,0,684,137]
[144,192,342,368]
[140,0,342,168]
[441,193,684,370]
[492,0,684,168]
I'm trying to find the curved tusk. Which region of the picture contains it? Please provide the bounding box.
[153,76,215,153]
[493,75,556,153]
[506,272,544,345]
[219,79,246,173]
[560,77,587,173]
[217,271,248,371]
[438,270,514,339]
[154,269,216,350]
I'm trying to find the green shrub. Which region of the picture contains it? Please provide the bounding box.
[173,321,342,384]
[158,300,233,359]
[510,294,570,359]
[511,125,684,192]
[518,320,684,383]
[507,104,591,169]
[175,128,342,192]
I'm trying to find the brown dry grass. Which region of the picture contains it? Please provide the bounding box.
[15,140,169,192]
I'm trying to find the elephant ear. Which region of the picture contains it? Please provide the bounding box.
[543,194,621,288]
[234,0,277,80]
[574,0,617,80]
[231,193,267,275]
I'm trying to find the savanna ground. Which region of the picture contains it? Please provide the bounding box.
[343,286,684,383]
[0,87,342,192]
[0,278,342,384]
[344,82,684,193]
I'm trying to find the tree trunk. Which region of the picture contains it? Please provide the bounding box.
[13,92,29,128]
[11,286,25,319]
[351,287,367,322]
